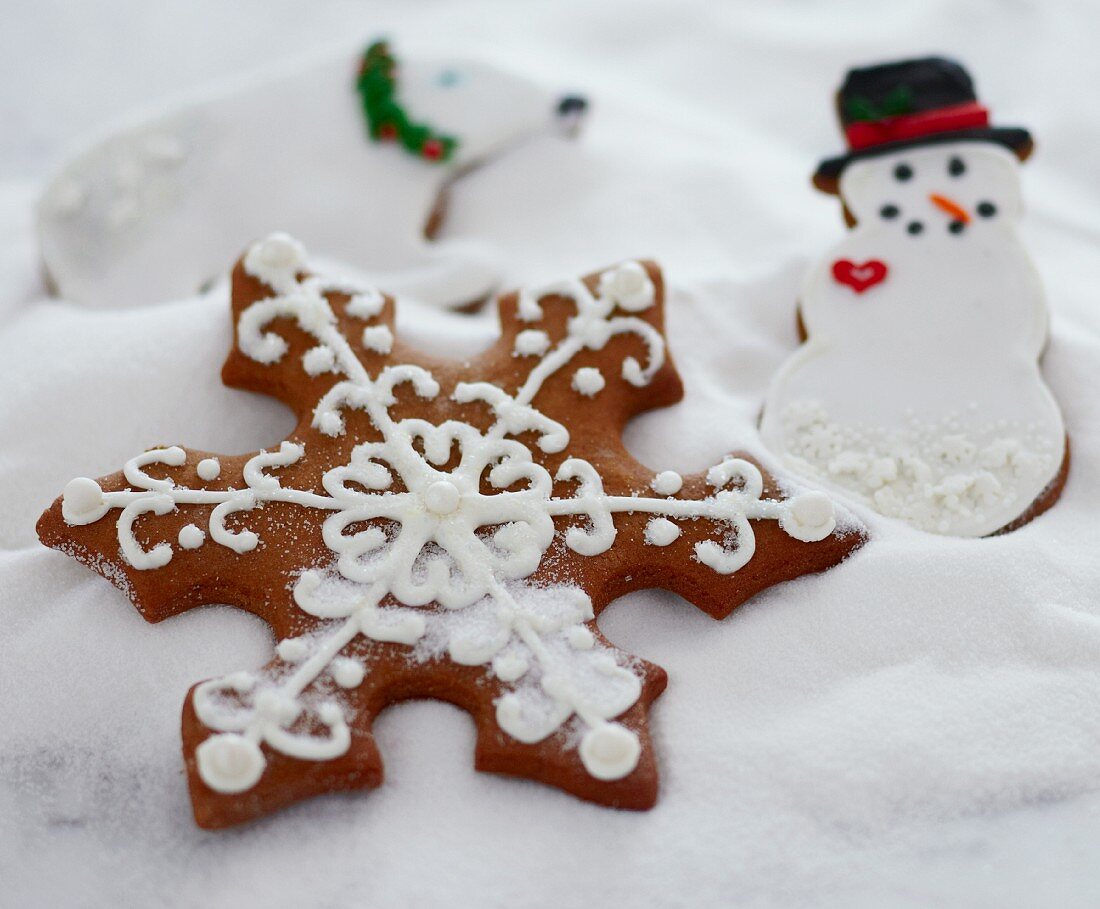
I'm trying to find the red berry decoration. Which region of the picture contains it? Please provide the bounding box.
[356,40,458,164]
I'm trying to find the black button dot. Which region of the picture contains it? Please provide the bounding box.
[948,220,966,234]
[948,156,966,177]
[977,201,997,218]
[894,163,914,181]
[880,204,900,219]
[907,220,924,235]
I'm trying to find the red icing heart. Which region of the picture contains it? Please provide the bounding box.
[831,259,888,293]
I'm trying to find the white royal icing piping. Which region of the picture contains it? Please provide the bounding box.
[63,234,839,791]
[644,517,680,547]
[650,470,682,496]
[571,367,605,397]
[361,325,394,354]
[178,524,205,550]
[514,329,550,357]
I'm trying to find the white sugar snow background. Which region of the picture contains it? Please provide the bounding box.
[3,0,1100,906]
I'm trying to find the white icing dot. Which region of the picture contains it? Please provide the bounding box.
[196,458,221,481]
[566,626,595,650]
[362,325,394,354]
[780,491,836,543]
[302,345,337,375]
[651,470,682,496]
[423,480,461,516]
[572,367,605,397]
[579,723,641,780]
[178,524,205,550]
[514,329,550,357]
[61,476,105,523]
[318,412,344,436]
[492,654,529,682]
[255,233,306,271]
[196,733,266,794]
[331,657,365,689]
[644,517,681,547]
[276,637,309,663]
[598,262,655,311]
[346,291,384,319]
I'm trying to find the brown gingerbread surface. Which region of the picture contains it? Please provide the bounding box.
[38,234,862,828]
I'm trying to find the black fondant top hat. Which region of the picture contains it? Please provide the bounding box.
[813,56,1033,191]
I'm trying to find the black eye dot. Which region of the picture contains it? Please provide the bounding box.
[894,163,914,182]
[880,204,900,219]
[948,156,966,177]
[907,220,924,235]
[977,201,997,218]
[948,220,966,234]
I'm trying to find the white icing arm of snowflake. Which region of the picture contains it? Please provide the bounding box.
[453,381,570,453]
[209,491,260,554]
[242,441,304,490]
[194,683,350,794]
[116,494,177,569]
[691,458,766,574]
[691,458,838,569]
[194,578,422,795]
[373,364,441,405]
[312,364,441,438]
[515,278,594,323]
[237,288,339,367]
[603,315,665,386]
[262,699,350,761]
[292,571,428,646]
[554,458,617,556]
[322,445,396,498]
[123,446,187,491]
[486,583,643,780]
[311,380,371,436]
[62,438,348,569]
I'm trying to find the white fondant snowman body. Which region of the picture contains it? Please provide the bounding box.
[760,141,1066,536]
[38,45,575,310]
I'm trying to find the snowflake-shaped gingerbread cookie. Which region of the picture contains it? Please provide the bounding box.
[38,234,862,828]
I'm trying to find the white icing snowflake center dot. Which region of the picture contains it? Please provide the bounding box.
[423,480,462,516]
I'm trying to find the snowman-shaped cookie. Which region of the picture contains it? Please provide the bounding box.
[760,58,1067,536]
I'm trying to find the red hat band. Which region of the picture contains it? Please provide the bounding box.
[845,101,991,151]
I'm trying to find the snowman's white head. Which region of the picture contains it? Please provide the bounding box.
[395,55,585,165]
[839,141,1022,238]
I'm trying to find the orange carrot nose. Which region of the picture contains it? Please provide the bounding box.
[929,193,971,223]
